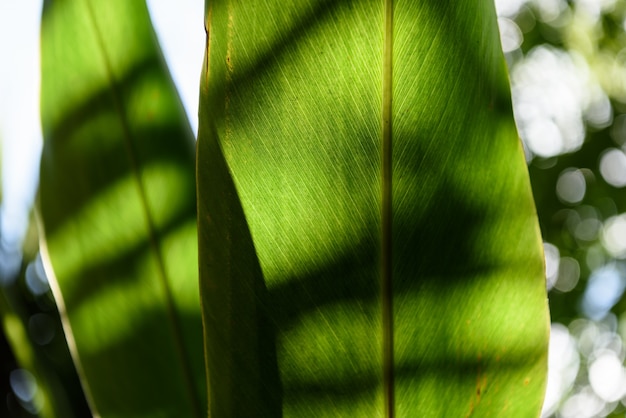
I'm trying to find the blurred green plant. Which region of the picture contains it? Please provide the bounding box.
[1,0,549,417]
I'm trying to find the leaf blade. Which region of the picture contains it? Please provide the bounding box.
[197,0,549,416]
[39,1,205,416]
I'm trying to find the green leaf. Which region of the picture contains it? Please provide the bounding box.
[197,0,549,417]
[39,1,205,417]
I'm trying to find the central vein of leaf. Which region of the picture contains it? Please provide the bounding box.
[382,0,394,417]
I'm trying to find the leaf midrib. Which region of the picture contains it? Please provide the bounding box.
[83,2,202,417]
[382,0,394,417]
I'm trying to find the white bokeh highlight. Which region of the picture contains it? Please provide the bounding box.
[602,214,626,258]
[511,46,610,159]
[599,148,626,188]
[556,168,587,204]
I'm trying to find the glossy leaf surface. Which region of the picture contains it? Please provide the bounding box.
[39,1,205,417]
[197,0,549,417]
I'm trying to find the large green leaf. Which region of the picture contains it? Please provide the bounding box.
[39,1,205,417]
[197,0,549,416]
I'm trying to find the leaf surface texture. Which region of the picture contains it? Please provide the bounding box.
[197,0,549,416]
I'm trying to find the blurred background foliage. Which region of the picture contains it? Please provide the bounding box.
[3,0,626,417]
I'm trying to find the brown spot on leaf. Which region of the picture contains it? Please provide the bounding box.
[466,357,488,417]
